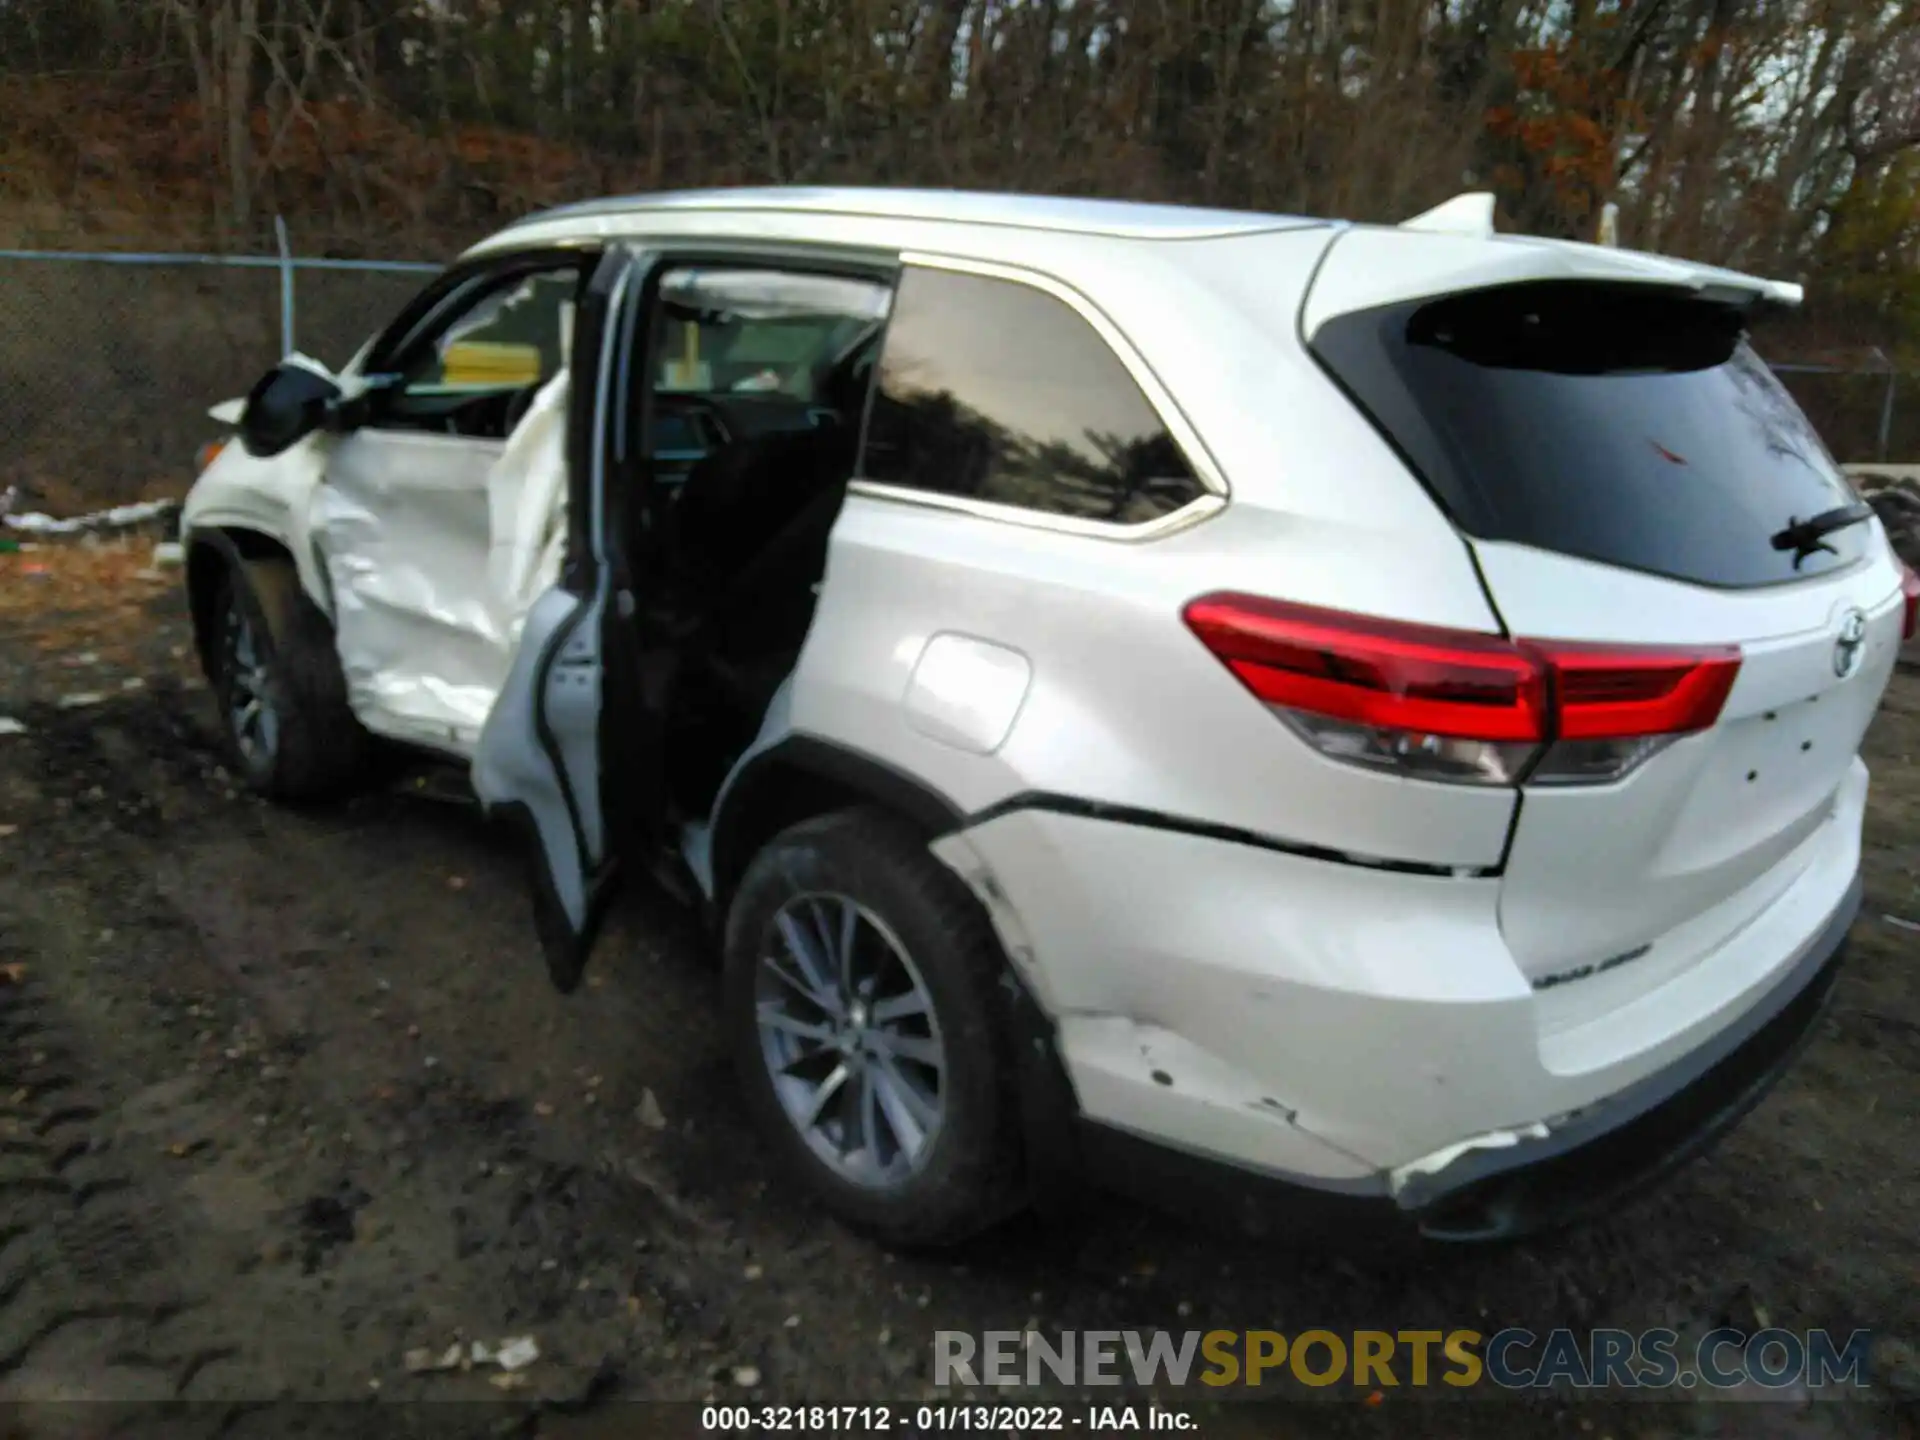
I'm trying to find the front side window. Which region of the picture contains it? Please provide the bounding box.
[861,267,1207,525]
[360,261,586,440]
[399,267,582,396]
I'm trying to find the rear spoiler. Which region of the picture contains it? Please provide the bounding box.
[1700,277,1804,312]
[1399,192,1498,237]
[1398,191,1803,312]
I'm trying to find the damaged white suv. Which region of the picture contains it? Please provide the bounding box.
[181,188,1919,1247]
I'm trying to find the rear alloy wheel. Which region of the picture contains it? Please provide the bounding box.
[724,808,1023,1248]
[754,893,948,1187]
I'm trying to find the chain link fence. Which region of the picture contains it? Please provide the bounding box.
[0,246,437,511]
[1769,358,1914,467]
[0,243,1914,513]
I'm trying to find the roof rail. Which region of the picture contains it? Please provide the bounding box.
[1399,192,1497,237]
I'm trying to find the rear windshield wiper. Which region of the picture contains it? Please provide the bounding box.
[1769,501,1876,568]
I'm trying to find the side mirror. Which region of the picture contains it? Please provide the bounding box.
[238,358,344,458]
[330,371,406,430]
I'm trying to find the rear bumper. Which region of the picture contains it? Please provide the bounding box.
[944,763,1867,1178]
[1395,872,1854,1238]
[1011,871,1856,1241]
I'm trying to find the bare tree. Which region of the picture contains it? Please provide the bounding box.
[1,0,1916,361]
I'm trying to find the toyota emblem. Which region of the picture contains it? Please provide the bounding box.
[1833,608,1868,679]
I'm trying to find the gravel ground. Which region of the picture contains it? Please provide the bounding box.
[0,536,1917,1439]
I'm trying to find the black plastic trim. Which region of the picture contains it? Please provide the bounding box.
[1400,871,1861,1233]
[708,734,968,901]
[1001,964,1086,1220]
[486,799,616,996]
[756,734,962,831]
[184,527,266,669]
[958,791,1500,879]
[1074,1121,1400,1244]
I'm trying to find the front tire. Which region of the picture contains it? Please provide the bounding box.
[723,808,1024,1248]
[207,557,373,801]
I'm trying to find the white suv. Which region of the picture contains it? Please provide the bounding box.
[181,188,1919,1247]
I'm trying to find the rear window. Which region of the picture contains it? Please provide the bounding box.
[1310,282,1866,588]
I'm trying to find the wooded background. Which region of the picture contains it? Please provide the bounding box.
[2,0,1917,364]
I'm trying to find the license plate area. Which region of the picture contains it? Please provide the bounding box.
[1668,679,1879,871]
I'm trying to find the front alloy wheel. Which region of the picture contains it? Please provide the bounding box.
[198,553,373,802]
[219,596,281,769]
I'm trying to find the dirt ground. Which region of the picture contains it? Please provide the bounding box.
[1,535,1918,1439]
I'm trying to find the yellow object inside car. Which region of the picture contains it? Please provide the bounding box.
[441,341,543,387]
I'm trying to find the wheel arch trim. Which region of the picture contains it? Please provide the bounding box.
[185,525,297,667]
[706,733,967,909]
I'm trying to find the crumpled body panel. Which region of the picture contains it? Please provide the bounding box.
[311,373,569,756]
[486,372,570,641]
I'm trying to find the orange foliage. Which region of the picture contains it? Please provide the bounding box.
[242,97,594,215]
[0,74,601,252]
[1486,42,1641,224]
[0,537,180,665]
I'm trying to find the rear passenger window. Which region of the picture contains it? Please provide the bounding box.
[861,267,1207,524]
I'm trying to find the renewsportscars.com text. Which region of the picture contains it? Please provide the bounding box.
[933,1327,1874,1392]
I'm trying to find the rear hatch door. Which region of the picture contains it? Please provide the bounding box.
[1307,232,1908,1035]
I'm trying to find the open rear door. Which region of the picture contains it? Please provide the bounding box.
[472,244,659,992]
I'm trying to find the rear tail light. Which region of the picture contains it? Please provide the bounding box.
[1900,561,1919,643]
[196,439,228,474]
[1182,594,1741,788]
[1523,638,1741,785]
[1181,597,1547,786]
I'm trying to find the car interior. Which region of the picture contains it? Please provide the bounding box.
[368,266,583,441]
[337,261,887,820]
[628,274,891,822]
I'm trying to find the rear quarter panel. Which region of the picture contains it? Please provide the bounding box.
[782,227,1521,869]
[787,493,1518,870]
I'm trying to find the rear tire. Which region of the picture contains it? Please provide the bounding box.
[207,556,374,802]
[723,807,1025,1248]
